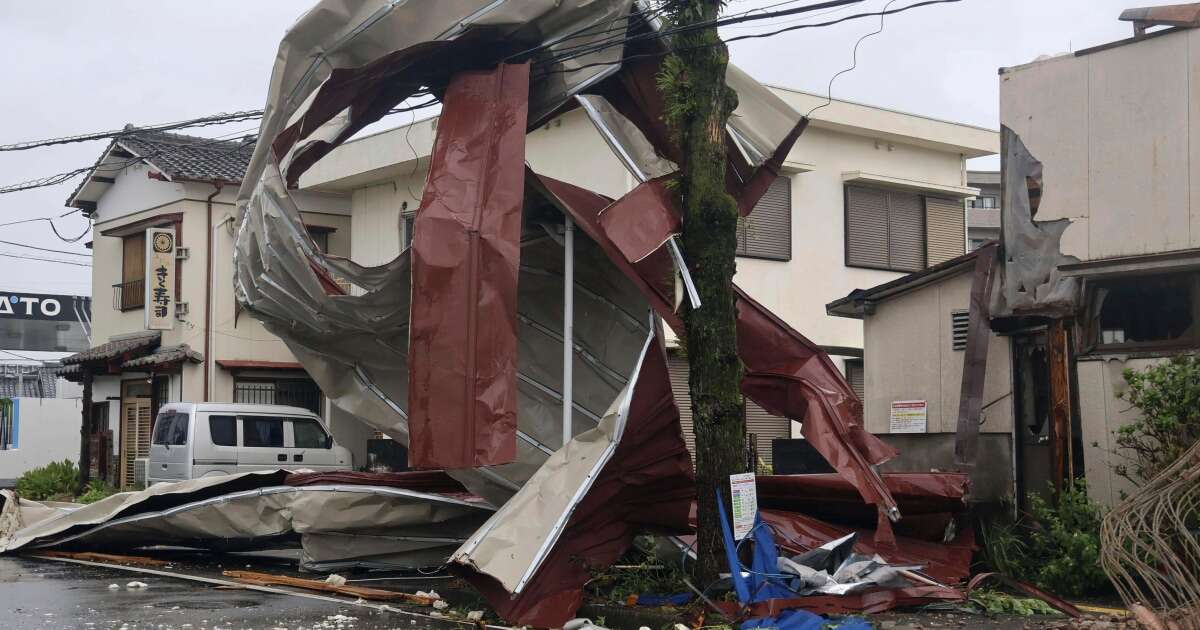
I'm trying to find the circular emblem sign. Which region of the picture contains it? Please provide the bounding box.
[153,233,174,253]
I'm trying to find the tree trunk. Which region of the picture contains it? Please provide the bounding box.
[659,0,746,584]
[76,373,92,495]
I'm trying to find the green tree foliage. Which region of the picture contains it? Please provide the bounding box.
[983,480,1109,597]
[1113,354,1200,486]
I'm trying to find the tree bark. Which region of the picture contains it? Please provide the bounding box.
[659,0,746,584]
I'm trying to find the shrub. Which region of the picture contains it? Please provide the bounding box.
[1113,354,1200,486]
[76,480,118,504]
[982,480,1109,597]
[15,459,79,501]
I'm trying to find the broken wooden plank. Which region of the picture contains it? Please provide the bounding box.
[221,570,437,605]
[32,551,172,567]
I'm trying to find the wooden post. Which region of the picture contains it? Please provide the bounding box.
[76,371,93,495]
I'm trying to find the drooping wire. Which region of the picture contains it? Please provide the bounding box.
[807,0,900,118]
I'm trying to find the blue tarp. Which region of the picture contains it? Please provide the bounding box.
[717,491,873,630]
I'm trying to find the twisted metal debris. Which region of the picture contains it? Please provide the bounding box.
[1100,441,1200,629]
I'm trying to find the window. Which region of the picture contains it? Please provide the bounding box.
[117,233,145,310]
[293,418,331,449]
[151,412,188,446]
[969,196,997,209]
[243,416,284,448]
[845,185,926,272]
[736,176,791,261]
[0,399,14,450]
[234,377,323,415]
[307,228,329,253]
[1088,272,1198,350]
[844,359,865,401]
[951,309,970,351]
[402,205,416,250]
[209,415,237,447]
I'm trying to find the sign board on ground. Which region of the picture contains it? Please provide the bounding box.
[145,227,176,331]
[729,472,758,540]
[889,399,928,433]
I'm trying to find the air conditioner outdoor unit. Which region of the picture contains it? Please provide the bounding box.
[133,457,150,489]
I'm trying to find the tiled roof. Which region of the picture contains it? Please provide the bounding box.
[61,331,161,365]
[121,344,203,369]
[0,365,58,398]
[66,127,256,207]
[118,129,255,183]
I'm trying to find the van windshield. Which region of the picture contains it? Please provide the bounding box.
[152,412,188,446]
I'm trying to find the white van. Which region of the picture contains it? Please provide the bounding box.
[148,402,353,485]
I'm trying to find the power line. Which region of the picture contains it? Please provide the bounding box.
[0,110,264,152]
[0,98,441,197]
[0,251,92,267]
[0,239,90,257]
[808,0,901,118]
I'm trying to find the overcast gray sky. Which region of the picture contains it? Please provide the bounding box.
[0,0,1136,297]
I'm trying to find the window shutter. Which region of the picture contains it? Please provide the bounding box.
[740,176,791,260]
[668,354,696,458]
[886,190,925,271]
[926,196,965,265]
[744,398,789,468]
[845,185,889,268]
[845,359,865,401]
[951,309,970,351]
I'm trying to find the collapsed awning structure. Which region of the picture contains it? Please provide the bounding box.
[0,471,494,573]
[229,1,904,625]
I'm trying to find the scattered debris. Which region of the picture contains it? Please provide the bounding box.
[222,570,437,605]
[34,550,172,567]
[125,581,148,589]
[323,574,347,587]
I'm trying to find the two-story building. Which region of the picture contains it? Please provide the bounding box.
[59,129,364,487]
[298,83,997,467]
[826,7,1200,508]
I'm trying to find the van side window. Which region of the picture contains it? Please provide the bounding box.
[293,418,330,449]
[209,415,237,447]
[152,413,187,446]
[243,416,284,448]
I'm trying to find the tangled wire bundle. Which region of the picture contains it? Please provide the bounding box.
[1100,441,1200,629]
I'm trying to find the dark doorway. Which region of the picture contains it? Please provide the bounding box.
[1012,330,1053,505]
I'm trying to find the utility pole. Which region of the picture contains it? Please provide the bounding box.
[658,0,747,583]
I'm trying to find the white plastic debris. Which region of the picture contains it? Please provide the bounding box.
[432,599,449,610]
[415,590,441,600]
[324,574,347,587]
[467,611,484,622]
[107,583,120,590]
[125,581,148,589]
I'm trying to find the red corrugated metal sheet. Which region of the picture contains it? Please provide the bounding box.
[407,63,530,469]
[458,331,695,628]
[541,172,900,518]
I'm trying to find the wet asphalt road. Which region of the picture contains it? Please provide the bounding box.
[0,557,463,630]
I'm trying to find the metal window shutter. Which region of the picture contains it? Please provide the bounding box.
[845,360,865,401]
[886,190,926,272]
[845,185,889,267]
[668,354,696,459]
[669,354,790,467]
[743,177,791,260]
[745,399,789,468]
[925,196,965,265]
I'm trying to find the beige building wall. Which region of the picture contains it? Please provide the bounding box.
[861,270,1012,436]
[1000,28,1200,261]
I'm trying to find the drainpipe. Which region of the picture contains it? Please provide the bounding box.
[204,181,223,402]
